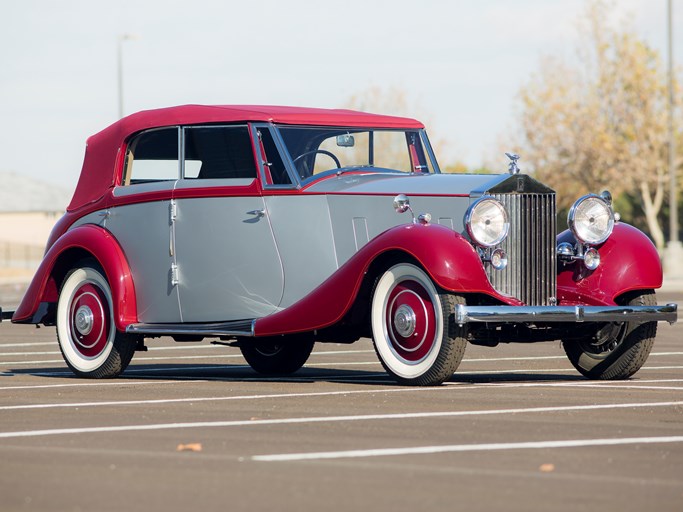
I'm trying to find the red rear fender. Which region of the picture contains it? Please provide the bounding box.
[12,225,138,330]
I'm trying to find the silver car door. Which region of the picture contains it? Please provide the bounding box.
[173,126,284,322]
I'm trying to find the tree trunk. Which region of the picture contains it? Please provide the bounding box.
[639,178,665,251]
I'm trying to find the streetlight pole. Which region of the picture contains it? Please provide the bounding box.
[664,0,682,280]
[117,34,135,119]
[668,0,678,246]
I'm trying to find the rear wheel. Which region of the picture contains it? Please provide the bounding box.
[240,335,315,375]
[56,263,137,378]
[563,290,657,380]
[371,263,467,386]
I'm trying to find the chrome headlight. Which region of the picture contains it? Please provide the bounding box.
[568,194,615,245]
[465,197,509,247]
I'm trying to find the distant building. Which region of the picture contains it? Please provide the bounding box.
[0,171,71,270]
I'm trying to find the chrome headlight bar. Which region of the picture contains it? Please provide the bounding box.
[465,196,510,248]
[567,193,615,245]
[560,191,615,270]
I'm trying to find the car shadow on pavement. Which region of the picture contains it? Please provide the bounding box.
[450,372,586,384]
[5,364,587,386]
[4,364,391,383]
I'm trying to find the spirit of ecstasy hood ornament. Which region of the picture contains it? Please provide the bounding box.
[505,152,521,174]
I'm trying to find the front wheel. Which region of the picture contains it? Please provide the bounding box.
[371,263,467,386]
[563,290,658,380]
[240,335,315,375]
[56,263,138,378]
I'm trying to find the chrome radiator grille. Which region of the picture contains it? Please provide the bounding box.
[487,192,557,306]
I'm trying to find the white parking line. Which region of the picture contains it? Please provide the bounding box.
[478,379,683,391]
[0,380,209,391]
[0,355,244,366]
[1,350,680,367]
[306,361,380,367]
[0,400,681,440]
[0,350,376,366]
[0,347,375,358]
[6,365,253,377]
[454,366,683,375]
[0,342,54,348]
[5,364,682,382]
[0,345,227,357]
[252,435,683,462]
[0,386,439,411]
[461,352,683,362]
[0,374,680,399]
[3,376,682,411]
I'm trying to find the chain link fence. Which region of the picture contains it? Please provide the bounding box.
[0,241,44,269]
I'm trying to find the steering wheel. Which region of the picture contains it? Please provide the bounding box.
[292,149,341,170]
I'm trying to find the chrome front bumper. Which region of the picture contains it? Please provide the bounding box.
[455,303,678,325]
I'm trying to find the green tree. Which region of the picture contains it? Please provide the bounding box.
[515,0,681,250]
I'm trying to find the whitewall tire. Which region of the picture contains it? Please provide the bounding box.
[56,263,137,378]
[371,263,467,386]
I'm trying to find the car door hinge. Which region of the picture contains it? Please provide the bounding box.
[170,263,179,287]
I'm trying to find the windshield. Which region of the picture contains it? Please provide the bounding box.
[277,126,438,182]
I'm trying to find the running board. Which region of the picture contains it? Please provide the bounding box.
[126,319,256,337]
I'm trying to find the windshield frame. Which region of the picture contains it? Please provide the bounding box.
[273,124,441,187]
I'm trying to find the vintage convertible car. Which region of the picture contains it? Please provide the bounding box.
[6,105,678,385]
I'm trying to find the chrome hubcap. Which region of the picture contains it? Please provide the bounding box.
[394,304,416,337]
[74,305,94,336]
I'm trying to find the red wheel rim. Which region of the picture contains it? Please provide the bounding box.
[385,279,437,363]
[68,283,110,358]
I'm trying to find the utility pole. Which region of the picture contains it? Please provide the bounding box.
[117,34,136,119]
[664,0,683,280]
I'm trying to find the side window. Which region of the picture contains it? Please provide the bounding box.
[257,128,292,186]
[183,126,257,180]
[122,128,179,185]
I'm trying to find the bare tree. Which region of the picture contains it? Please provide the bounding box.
[515,0,681,250]
[342,86,462,171]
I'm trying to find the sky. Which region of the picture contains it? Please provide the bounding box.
[0,0,681,191]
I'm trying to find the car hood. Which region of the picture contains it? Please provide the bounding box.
[303,172,555,197]
[303,172,516,196]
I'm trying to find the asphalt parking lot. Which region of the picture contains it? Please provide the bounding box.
[1,291,681,512]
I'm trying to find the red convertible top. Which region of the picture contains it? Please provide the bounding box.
[68,105,424,211]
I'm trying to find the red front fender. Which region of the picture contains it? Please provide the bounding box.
[12,224,138,330]
[254,222,514,336]
[557,222,663,305]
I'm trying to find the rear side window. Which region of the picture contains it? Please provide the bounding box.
[122,128,179,185]
[183,126,257,180]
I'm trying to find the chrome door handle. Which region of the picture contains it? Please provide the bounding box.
[247,209,265,218]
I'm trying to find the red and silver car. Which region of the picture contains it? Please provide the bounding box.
[3,105,677,385]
